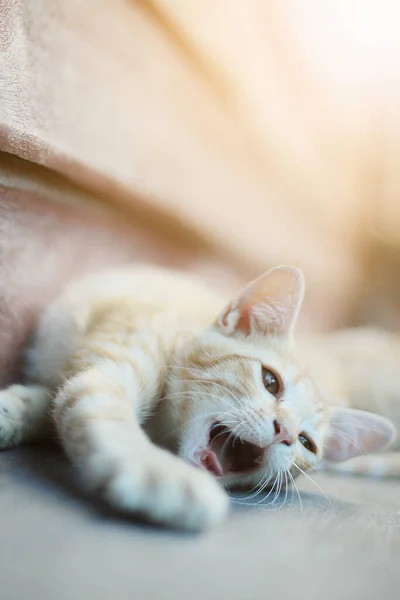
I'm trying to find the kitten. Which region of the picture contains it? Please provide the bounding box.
[0,265,395,530]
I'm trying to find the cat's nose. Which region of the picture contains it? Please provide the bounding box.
[273,419,295,446]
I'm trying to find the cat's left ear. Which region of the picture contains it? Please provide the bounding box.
[215,265,304,338]
[322,407,396,463]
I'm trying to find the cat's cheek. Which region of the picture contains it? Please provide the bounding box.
[266,445,294,473]
[293,449,319,473]
[179,419,213,467]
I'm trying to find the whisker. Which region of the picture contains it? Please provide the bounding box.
[264,472,282,506]
[150,405,235,444]
[209,425,236,444]
[232,472,274,504]
[254,473,280,505]
[320,418,391,432]
[288,469,303,511]
[165,387,240,413]
[286,470,296,507]
[163,365,247,410]
[327,427,367,456]
[157,406,244,443]
[165,379,244,418]
[219,424,242,462]
[293,463,334,515]
[278,470,289,510]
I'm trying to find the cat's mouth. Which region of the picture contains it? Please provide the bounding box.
[200,422,264,476]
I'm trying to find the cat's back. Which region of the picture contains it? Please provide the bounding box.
[60,265,224,317]
[26,266,224,387]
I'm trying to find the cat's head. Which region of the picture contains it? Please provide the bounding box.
[165,266,396,490]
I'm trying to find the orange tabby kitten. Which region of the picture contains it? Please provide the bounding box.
[0,266,395,530]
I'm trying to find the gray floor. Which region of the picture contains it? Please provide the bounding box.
[1,447,399,600]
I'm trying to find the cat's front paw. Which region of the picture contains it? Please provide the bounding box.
[94,448,229,531]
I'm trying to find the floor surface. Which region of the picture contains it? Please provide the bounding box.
[1,447,399,600]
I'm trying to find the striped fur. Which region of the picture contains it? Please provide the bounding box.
[0,266,396,530]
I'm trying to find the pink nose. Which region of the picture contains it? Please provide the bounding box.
[273,419,295,446]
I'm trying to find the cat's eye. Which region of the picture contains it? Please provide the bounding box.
[261,366,281,396]
[299,433,317,454]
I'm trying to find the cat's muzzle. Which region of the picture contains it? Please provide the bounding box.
[200,422,264,477]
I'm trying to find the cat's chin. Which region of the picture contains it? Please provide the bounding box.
[193,422,266,479]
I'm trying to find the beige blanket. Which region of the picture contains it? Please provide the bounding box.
[1,0,400,336]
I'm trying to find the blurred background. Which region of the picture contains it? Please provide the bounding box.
[2,0,400,381]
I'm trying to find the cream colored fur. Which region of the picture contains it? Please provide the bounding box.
[302,328,400,476]
[0,266,395,530]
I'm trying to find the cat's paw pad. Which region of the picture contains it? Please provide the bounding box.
[97,450,229,531]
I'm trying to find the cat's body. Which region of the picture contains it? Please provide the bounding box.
[302,328,400,475]
[0,265,396,530]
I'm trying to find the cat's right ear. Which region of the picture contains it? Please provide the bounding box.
[214,265,304,339]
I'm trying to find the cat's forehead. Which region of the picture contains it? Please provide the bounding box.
[197,331,313,387]
[211,333,304,376]
[196,331,326,414]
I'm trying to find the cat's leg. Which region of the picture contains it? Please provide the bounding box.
[0,384,52,449]
[53,359,228,530]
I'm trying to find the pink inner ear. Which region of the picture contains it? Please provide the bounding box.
[323,407,397,463]
[216,266,304,338]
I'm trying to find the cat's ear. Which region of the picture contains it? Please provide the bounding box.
[215,265,304,338]
[323,407,396,463]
